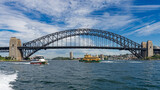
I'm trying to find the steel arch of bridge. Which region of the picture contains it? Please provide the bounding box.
[22,29,143,59]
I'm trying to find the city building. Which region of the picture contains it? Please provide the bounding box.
[70,52,73,59]
[99,54,104,60]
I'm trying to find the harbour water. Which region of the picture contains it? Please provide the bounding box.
[0,60,160,90]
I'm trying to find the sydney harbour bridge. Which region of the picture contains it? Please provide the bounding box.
[0,28,160,60]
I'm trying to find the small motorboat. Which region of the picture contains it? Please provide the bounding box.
[30,55,47,64]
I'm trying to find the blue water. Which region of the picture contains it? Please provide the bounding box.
[0,60,160,90]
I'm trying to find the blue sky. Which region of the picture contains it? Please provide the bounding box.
[0,0,160,58]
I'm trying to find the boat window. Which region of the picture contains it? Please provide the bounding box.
[34,56,44,59]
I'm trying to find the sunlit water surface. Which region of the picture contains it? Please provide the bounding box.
[0,60,160,90]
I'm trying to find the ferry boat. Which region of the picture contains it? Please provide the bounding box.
[30,55,47,64]
[79,54,101,62]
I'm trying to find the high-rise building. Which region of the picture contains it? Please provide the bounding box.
[99,54,104,60]
[70,52,73,59]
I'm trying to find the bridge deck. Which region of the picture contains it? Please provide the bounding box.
[1,46,160,51]
[18,46,146,50]
[0,47,9,52]
[0,47,9,50]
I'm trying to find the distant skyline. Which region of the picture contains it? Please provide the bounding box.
[0,0,160,58]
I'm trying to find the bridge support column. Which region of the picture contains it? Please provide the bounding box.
[147,40,153,57]
[9,37,22,60]
[141,40,153,58]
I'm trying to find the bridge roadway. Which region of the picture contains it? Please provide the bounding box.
[0,46,147,50]
[0,47,9,52]
[18,46,146,50]
[1,46,160,52]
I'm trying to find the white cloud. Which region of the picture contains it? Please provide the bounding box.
[131,5,160,11]
[12,0,128,16]
[94,13,136,30]
[0,1,60,45]
[65,17,98,28]
[125,22,160,36]
[7,0,133,30]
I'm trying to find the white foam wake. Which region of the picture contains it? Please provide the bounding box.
[101,60,142,63]
[0,71,18,90]
[101,61,115,63]
[12,62,30,65]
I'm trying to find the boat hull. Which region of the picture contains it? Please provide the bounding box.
[79,60,101,63]
[30,61,47,64]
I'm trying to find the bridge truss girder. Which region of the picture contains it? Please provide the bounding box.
[22,29,143,59]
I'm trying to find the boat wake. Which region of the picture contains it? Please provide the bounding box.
[101,60,142,63]
[12,62,30,65]
[101,61,115,63]
[0,70,18,90]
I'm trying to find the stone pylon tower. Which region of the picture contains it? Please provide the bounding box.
[147,40,153,57]
[141,40,153,58]
[9,37,22,60]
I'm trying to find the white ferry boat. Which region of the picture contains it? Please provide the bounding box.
[30,55,47,64]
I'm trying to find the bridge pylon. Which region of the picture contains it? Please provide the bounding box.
[141,40,153,58]
[9,37,22,60]
[147,40,153,57]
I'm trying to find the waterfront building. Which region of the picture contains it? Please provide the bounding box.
[99,54,104,60]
